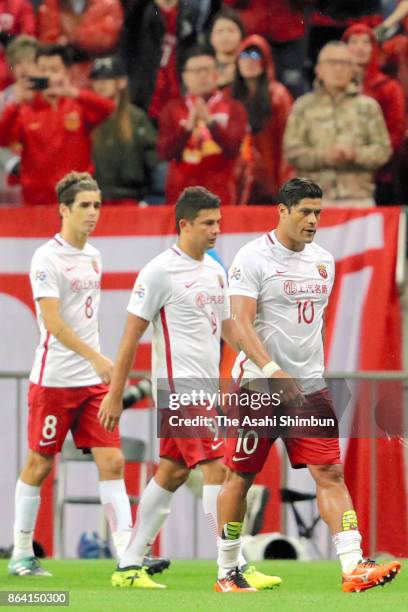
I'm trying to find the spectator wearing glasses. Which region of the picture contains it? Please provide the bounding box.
[90,57,158,204]
[283,41,391,205]
[231,35,293,204]
[157,47,247,205]
[223,0,307,98]
[209,6,245,89]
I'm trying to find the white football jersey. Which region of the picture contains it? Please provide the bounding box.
[29,234,102,387]
[228,230,335,392]
[127,245,230,398]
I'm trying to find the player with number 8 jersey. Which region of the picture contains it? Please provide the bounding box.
[8,172,135,579]
[30,233,102,387]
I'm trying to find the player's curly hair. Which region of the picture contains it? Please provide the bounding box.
[278,177,323,209]
[56,171,99,206]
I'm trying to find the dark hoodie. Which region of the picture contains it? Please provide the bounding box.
[232,34,293,203]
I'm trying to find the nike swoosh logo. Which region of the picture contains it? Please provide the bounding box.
[65,266,76,272]
[184,282,195,288]
[39,440,56,446]
[276,270,287,275]
[211,441,223,451]
[232,455,250,462]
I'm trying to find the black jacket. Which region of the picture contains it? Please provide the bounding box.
[119,0,220,111]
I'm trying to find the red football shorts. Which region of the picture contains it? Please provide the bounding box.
[159,406,224,469]
[28,383,120,455]
[225,388,341,473]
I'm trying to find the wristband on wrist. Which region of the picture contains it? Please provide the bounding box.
[261,361,281,377]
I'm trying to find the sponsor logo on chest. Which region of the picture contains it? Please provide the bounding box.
[65,259,100,293]
[70,277,100,293]
[195,292,225,308]
[283,280,328,296]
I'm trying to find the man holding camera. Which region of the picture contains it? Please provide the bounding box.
[0,44,114,206]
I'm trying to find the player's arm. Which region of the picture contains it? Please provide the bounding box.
[221,319,240,353]
[38,297,113,383]
[231,294,304,404]
[98,313,149,432]
[322,313,326,345]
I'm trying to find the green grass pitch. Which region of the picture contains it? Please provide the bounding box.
[0,559,406,611]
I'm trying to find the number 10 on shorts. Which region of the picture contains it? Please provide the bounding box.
[235,428,259,455]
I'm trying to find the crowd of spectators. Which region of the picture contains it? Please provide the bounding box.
[1,1,408,206]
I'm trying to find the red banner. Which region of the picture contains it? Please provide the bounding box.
[1,205,406,556]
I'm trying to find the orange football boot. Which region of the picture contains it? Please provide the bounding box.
[342,558,401,593]
[214,568,258,592]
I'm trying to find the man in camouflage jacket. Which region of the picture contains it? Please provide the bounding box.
[283,41,391,204]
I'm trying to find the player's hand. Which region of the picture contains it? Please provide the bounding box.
[272,370,304,407]
[195,97,211,124]
[373,24,392,43]
[180,104,198,131]
[98,392,123,431]
[326,144,355,166]
[90,354,114,385]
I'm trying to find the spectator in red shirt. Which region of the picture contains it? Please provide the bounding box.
[157,47,248,205]
[0,44,114,205]
[231,34,293,204]
[0,0,36,91]
[223,0,307,97]
[209,6,245,89]
[343,23,406,204]
[37,0,124,88]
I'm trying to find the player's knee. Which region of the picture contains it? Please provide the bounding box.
[313,463,345,486]
[94,450,125,479]
[225,470,254,496]
[169,465,190,489]
[200,459,226,484]
[24,452,53,484]
[155,461,189,491]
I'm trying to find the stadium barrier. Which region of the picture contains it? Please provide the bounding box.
[0,371,406,559]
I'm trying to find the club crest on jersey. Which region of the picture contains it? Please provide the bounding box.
[218,274,224,289]
[229,266,242,282]
[91,259,100,274]
[317,264,328,279]
[35,270,46,281]
[134,283,145,299]
[64,111,80,131]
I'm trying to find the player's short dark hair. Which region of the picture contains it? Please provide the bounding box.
[56,171,100,207]
[278,178,323,210]
[182,46,216,71]
[36,43,71,66]
[175,186,220,233]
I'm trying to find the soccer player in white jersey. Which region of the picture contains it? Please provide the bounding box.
[8,172,134,577]
[98,186,281,590]
[215,177,401,593]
